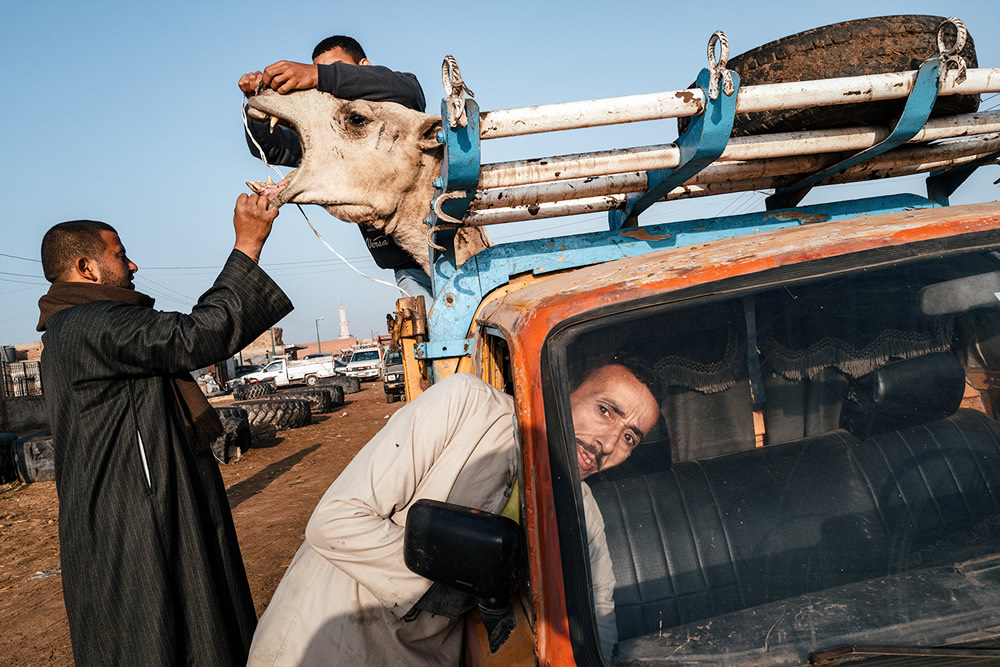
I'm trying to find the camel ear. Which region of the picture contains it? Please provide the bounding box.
[418,116,444,152]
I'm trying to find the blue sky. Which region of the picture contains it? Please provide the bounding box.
[3,1,998,349]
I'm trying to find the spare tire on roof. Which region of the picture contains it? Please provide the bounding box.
[13,431,55,483]
[678,15,979,137]
[233,399,312,431]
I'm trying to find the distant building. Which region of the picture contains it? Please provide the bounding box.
[239,327,294,365]
[339,304,351,339]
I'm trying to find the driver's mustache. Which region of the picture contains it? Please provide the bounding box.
[577,438,604,469]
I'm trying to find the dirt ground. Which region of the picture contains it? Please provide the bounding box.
[0,382,404,666]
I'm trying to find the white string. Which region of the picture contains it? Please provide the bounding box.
[240,98,411,297]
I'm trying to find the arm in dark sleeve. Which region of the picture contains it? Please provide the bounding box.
[317,63,426,112]
[95,250,294,376]
[244,108,303,167]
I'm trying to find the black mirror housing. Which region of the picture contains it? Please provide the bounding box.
[404,499,521,602]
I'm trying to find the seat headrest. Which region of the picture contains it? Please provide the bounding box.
[839,352,966,439]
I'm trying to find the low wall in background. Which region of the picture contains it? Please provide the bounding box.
[2,396,48,432]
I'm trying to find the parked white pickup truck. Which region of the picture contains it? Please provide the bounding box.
[241,357,336,387]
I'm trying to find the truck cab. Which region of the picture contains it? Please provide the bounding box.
[386,16,1000,665]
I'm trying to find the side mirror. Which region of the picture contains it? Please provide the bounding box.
[404,499,520,601]
[404,499,521,652]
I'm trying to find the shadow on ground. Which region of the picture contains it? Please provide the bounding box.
[227,443,322,508]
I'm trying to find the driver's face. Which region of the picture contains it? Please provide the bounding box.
[569,364,660,479]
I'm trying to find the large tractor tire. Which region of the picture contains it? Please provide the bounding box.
[214,406,250,422]
[679,16,979,138]
[0,433,18,483]
[232,382,276,401]
[279,389,334,414]
[211,416,251,464]
[233,399,312,431]
[318,376,362,394]
[13,431,56,483]
[323,385,345,407]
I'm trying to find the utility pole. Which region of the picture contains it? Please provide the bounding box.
[270,327,276,358]
[315,316,325,354]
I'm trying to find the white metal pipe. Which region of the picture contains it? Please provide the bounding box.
[471,133,1000,210]
[479,68,1000,139]
[464,141,1000,226]
[478,111,1000,189]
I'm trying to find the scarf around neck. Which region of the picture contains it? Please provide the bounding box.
[37,281,223,454]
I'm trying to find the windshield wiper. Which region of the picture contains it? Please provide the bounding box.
[811,645,1000,665]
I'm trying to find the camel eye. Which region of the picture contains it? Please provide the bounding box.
[347,112,369,128]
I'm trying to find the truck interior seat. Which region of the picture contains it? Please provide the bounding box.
[756,279,955,445]
[589,355,1000,642]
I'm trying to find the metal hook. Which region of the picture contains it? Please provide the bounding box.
[937,17,968,86]
[442,55,475,128]
[707,31,735,100]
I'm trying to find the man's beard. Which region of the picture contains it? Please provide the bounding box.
[577,438,604,471]
[97,261,134,289]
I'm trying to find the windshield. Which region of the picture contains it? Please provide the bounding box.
[385,350,403,365]
[352,350,379,362]
[549,248,1000,664]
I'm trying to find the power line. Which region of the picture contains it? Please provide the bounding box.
[0,252,41,263]
[0,276,47,286]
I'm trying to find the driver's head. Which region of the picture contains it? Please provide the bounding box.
[569,358,661,479]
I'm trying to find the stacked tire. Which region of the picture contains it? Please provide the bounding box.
[0,433,18,483]
[317,376,361,394]
[10,431,55,483]
[233,399,312,431]
[323,385,345,408]
[279,389,334,414]
[232,382,276,401]
[212,407,251,464]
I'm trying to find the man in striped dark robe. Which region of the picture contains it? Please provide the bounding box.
[37,193,293,665]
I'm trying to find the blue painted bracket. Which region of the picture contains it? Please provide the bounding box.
[427,98,481,295]
[766,57,943,211]
[609,68,740,230]
[426,193,938,347]
[926,151,1000,205]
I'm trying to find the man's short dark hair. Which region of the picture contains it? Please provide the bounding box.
[41,220,116,283]
[570,351,663,402]
[312,35,367,63]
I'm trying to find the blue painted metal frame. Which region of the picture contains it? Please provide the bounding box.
[766,57,943,210]
[609,68,740,230]
[926,150,1000,205]
[414,193,940,358]
[427,98,482,296]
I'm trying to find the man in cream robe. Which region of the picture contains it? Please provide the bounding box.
[250,364,660,665]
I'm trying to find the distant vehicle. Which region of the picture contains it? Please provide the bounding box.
[343,347,383,381]
[382,348,405,403]
[226,364,264,388]
[303,352,333,359]
[241,357,337,387]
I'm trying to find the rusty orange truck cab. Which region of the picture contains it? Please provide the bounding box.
[390,16,1000,665]
[399,203,1000,665]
